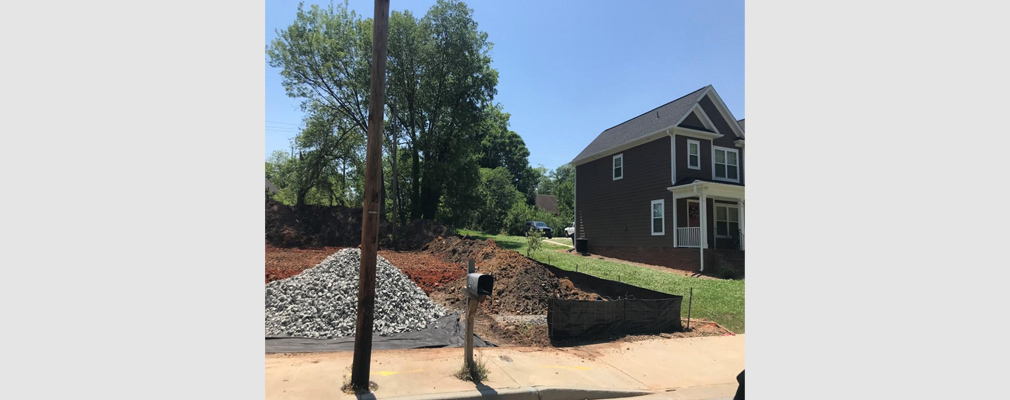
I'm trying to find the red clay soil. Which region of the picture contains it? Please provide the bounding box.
[376,250,464,293]
[265,243,345,284]
[264,242,465,290]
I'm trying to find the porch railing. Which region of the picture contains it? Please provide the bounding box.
[677,227,701,248]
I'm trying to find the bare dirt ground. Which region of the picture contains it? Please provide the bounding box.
[264,236,731,347]
[265,243,346,284]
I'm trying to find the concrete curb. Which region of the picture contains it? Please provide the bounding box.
[378,386,652,400]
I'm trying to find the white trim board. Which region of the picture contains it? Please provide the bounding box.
[686,139,701,170]
[698,86,744,138]
[612,153,624,180]
[651,199,665,236]
[711,146,740,183]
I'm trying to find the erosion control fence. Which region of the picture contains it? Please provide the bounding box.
[543,263,684,342]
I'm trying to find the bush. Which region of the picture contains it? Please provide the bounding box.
[526,228,543,257]
[718,265,738,280]
[504,202,536,235]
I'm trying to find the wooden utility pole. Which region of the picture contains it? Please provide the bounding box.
[350,0,390,392]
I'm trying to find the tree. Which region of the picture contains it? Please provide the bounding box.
[476,104,537,204]
[269,0,503,228]
[475,167,524,234]
[412,0,499,220]
[268,1,373,136]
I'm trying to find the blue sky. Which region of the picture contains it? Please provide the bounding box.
[265,0,744,171]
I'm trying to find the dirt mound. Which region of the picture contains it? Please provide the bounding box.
[425,236,599,315]
[265,198,446,250]
[422,235,500,264]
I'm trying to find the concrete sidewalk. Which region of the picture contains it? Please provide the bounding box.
[265,334,744,400]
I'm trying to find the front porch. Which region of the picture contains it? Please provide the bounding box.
[669,180,745,251]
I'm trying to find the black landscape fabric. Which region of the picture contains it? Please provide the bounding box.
[540,260,685,341]
[547,298,683,340]
[265,313,494,353]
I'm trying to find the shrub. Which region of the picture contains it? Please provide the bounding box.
[717,265,738,280]
[526,228,543,257]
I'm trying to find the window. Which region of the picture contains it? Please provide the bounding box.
[713,147,740,182]
[687,140,700,169]
[715,204,740,238]
[613,154,623,180]
[651,199,664,235]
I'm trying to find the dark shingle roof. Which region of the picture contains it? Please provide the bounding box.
[672,177,744,187]
[737,119,745,132]
[572,85,710,165]
[535,194,559,214]
[265,178,279,194]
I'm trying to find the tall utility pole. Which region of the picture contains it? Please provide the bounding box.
[351,0,390,392]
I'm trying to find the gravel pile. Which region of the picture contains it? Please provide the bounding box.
[265,248,448,338]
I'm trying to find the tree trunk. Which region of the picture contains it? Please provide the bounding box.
[391,116,399,249]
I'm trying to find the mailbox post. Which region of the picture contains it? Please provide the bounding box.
[464,259,494,369]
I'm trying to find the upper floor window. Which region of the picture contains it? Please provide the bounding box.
[651,199,665,235]
[687,140,701,170]
[713,147,740,182]
[613,154,623,180]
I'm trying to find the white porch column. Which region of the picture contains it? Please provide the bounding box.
[672,194,678,248]
[700,193,708,249]
[738,199,745,251]
[699,191,707,272]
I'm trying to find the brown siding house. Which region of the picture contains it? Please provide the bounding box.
[572,85,745,276]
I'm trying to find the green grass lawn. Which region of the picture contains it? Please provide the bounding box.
[458,229,745,333]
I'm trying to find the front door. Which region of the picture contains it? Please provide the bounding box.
[687,201,701,228]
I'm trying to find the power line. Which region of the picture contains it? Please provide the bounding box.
[266,120,301,126]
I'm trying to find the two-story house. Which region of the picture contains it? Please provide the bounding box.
[571,85,744,275]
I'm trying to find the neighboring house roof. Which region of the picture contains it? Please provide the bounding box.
[737,119,745,132]
[572,85,744,165]
[535,194,559,214]
[265,178,279,194]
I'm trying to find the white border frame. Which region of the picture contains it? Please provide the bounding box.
[687,139,701,170]
[712,146,740,183]
[651,199,665,236]
[612,153,624,180]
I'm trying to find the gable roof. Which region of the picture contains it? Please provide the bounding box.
[535,194,559,214]
[572,86,708,165]
[737,119,745,132]
[266,178,279,194]
[572,85,743,165]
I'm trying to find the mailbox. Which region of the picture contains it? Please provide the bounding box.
[466,273,494,298]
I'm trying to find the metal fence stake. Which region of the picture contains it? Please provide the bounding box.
[687,287,694,331]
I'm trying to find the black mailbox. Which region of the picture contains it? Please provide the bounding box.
[466,273,494,298]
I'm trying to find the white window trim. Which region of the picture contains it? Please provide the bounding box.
[714,204,740,238]
[651,199,665,236]
[687,139,701,170]
[612,153,624,180]
[712,146,740,183]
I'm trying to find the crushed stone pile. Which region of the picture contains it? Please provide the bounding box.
[265,248,448,339]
